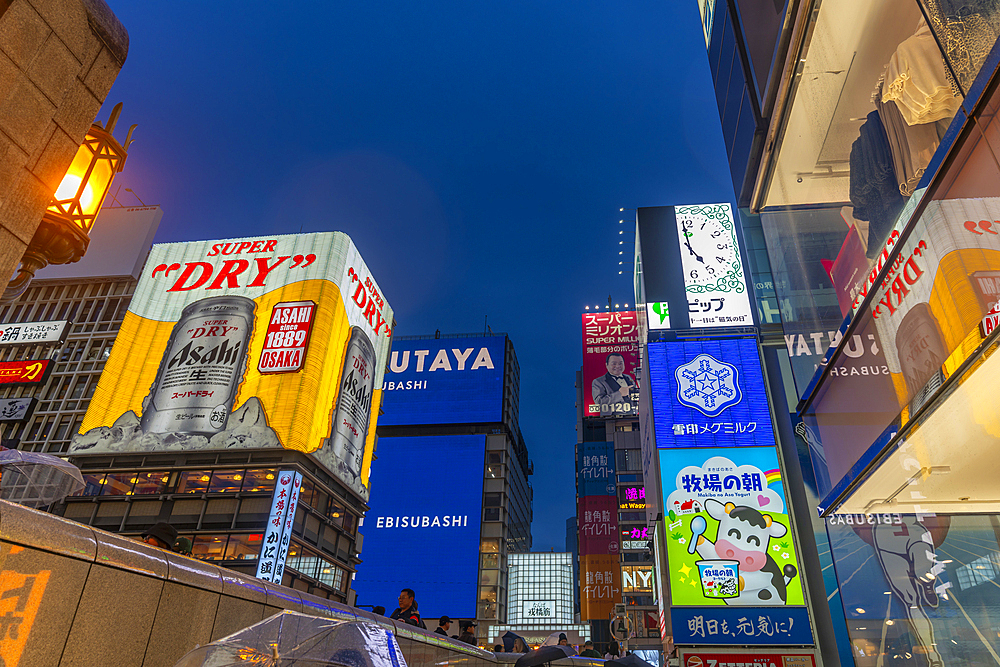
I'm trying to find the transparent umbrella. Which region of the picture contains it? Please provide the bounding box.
[0,447,84,508]
[174,611,408,667]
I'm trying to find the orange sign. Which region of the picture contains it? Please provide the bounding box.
[0,568,50,667]
[0,360,52,386]
[580,554,622,620]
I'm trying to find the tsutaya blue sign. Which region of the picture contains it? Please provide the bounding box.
[354,434,485,619]
[379,336,505,426]
[648,338,775,448]
[578,441,616,496]
[671,606,813,645]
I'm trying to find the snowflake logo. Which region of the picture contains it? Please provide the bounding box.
[675,353,742,417]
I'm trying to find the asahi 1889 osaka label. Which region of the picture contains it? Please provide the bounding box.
[258,301,315,374]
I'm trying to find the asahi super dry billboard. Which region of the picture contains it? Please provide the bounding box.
[71,232,393,501]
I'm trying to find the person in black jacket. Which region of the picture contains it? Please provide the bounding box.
[389,588,426,628]
[434,615,452,636]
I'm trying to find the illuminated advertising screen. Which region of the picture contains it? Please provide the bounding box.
[354,434,485,620]
[659,446,804,607]
[674,203,753,328]
[578,495,619,556]
[648,338,775,449]
[578,441,615,496]
[580,554,622,620]
[377,336,505,426]
[0,360,52,386]
[71,232,393,502]
[582,311,639,417]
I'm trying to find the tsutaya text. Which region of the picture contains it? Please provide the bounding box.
[375,515,469,528]
[388,347,496,373]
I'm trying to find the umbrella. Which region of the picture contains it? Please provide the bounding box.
[0,448,84,507]
[173,610,407,667]
[513,645,576,667]
[606,654,655,667]
[539,632,577,652]
[502,630,528,653]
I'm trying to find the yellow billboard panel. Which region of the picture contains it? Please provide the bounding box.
[71,232,392,501]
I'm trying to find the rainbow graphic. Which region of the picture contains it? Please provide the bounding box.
[764,468,782,486]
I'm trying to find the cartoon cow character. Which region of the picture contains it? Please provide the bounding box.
[694,498,798,605]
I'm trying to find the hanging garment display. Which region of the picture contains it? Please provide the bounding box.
[874,78,940,196]
[850,111,907,258]
[882,20,962,125]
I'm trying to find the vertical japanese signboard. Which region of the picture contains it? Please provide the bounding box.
[580,554,623,620]
[578,439,620,620]
[582,311,640,417]
[71,232,393,502]
[256,470,302,582]
[578,441,615,496]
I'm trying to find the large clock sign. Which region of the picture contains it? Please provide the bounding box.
[674,203,753,327]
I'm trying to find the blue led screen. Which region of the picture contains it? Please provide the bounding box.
[353,434,485,620]
[648,338,776,448]
[378,336,505,426]
[578,441,616,496]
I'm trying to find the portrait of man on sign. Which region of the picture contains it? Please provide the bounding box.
[591,352,637,410]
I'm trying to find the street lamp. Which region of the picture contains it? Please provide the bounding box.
[2,103,135,303]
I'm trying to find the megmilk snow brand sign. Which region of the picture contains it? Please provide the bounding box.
[648,338,775,449]
[582,311,640,417]
[71,232,393,502]
[377,336,505,426]
[0,321,69,346]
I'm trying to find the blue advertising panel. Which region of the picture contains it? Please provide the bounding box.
[578,441,616,496]
[648,338,775,448]
[354,434,485,619]
[671,606,813,645]
[379,336,505,426]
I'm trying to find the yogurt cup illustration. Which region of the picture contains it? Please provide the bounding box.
[696,559,740,598]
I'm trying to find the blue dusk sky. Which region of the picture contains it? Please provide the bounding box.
[100,1,734,551]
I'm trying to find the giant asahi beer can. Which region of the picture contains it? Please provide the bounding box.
[328,326,376,478]
[140,296,255,435]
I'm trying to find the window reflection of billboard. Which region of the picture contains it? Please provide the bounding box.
[582,311,640,417]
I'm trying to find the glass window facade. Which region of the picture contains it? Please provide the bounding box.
[506,553,576,626]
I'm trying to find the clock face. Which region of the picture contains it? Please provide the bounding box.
[678,215,741,288]
[672,203,754,328]
[677,214,743,291]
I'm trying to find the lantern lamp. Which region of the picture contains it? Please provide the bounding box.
[2,103,135,303]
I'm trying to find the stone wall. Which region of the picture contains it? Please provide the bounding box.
[0,499,504,667]
[0,0,127,285]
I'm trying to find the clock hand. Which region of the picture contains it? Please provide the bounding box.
[681,221,706,264]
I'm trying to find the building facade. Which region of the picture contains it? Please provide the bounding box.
[697,1,1000,665]
[7,216,393,606]
[355,333,533,644]
[576,309,662,656]
[488,551,591,647]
